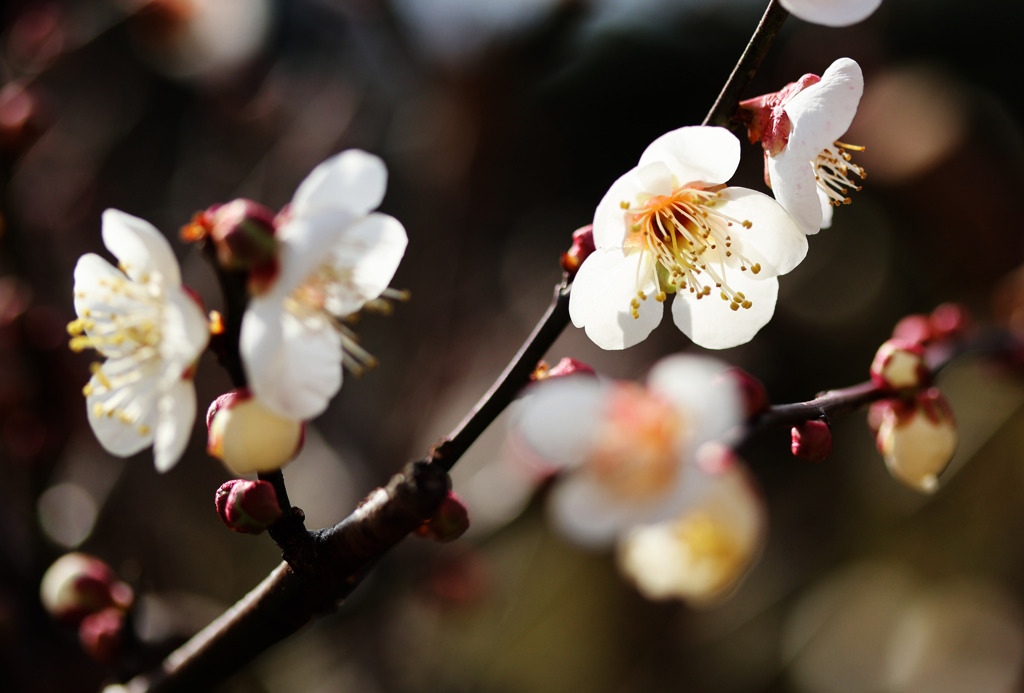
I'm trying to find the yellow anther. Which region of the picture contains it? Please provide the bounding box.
[620,200,631,209]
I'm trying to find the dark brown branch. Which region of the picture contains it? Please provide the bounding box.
[702,0,789,128]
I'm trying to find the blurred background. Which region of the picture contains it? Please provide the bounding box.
[4,0,1024,691]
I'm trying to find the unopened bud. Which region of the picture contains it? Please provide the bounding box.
[717,368,770,420]
[929,303,971,341]
[207,389,305,475]
[533,357,596,381]
[560,225,595,278]
[875,389,956,493]
[215,479,282,534]
[78,607,125,664]
[39,553,133,625]
[415,491,470,543]
[892,314,933,345]
[791,419,832,462]
[209,198,278,270]
[870,339,928,392]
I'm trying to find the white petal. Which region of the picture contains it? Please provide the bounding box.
[291,150,387,220]
[512,378,605,470]
[569,248,662,350]
[273,208,352,299]
[325,212,408,316]
[240,298,343,420]
[767,151,823,234]
[549,475,637,547]
[646,355,740,444]
[639,126,741,186]
[85,367,159,457]
[101,209,181,287]
[671,275,779,350]
[159,288,210,369]
[592,166,650,249]
[153,379,197,473]
[779,0,881,26]
[784,58,864,155]
[716,187,809,273]
[634,161,674,197]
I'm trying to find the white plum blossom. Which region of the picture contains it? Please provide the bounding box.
[740,58,865,234]
[780,0,882,27]
[511,355,743,547]
[570,126,808,351]
[240,150,408,420]
[69,210,210,472]
[617,443,766,605]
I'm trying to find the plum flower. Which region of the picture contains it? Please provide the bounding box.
[780,0,882,27]
[617,443,765,605]
[570,126,807,351]
[511,355,742,547]
[740,58,865,234]
[68,210,209,472]
[240,150,407,420]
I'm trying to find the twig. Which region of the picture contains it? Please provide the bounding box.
[702,0,789,128]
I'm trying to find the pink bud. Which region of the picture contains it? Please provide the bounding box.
[534,357,597,381]
[929,303,972,341]
[207,388,305,475]
[870,339,929,392]
[560,225,595,278]
[791,419,833,462]
[39,553,133,626]
[874,389,956,493]
[717,367,770,420]
[215,479,282,534]
[415,491,470,543]
[78,607,125,664]
[891,314,933,345]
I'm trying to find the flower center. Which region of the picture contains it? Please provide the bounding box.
[586,383,687,501]
[670,510,743,594]
[624,186,761,320]
[814,141,866,206]
[283,259,408,375]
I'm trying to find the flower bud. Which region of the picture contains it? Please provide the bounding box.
[215,479,282,534]
[209,199,278,269]
[791,419,832,462]
[39,553,133,625]
[875,389,956,493]
[78,607,125,664]
[870,339,929,392]
[415,491,471,542]
[560,225,595,278]
[717,367,770,420]
[929,302,971,342]
[533,357,596,381]
[206,389,305,475]
[891,313,933,345]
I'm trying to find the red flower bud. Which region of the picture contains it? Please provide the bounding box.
[215,479,283,534]
[929,303,971,342]
[78,607,125,664]
[560,225,595,278]
[870,339,929,392]
[891,314,933,345]
[39,553,133,626]
[791,419,833,462]
[415,491,470,543]
[533,357,597,381]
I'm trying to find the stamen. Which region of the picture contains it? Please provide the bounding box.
[814,141,866,207]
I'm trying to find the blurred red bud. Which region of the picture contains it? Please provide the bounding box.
[791,419,832,462]
[560,225,595,278]
[870,339,928,393]
[78,607,126,664]
[415,491,470,543]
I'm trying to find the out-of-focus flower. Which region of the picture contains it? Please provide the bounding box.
[874,388,956,493]
[617,443,765,605]
[779,0,882,27]
[79,607,126,664]
[240,150,408,420]
[739,58,865,234]
[791,419,833,462]
[871,339,928,393]
[512,354,741,546]
[214,478,282,534]
[570,126,807,350]
[39,553,133,625]
[415,491,471,543]
[717,367,771,420]
[206,389,304,475]
[68,210,209,472]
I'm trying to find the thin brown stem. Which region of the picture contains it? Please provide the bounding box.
[702,0,790,128]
